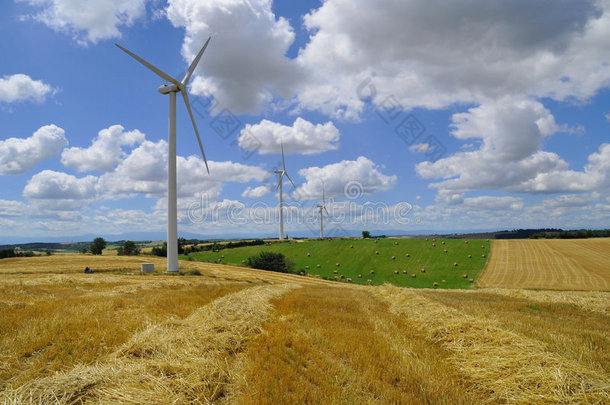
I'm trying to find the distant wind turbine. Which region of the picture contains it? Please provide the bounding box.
[316,183,329,239]
[274,141,295,240]
[116,37,211,273]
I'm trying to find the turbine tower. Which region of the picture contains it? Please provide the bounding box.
[316,183,329,239]
[274,141,295,240]
[116,37,211,273]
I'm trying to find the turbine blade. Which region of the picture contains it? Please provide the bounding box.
[285,172,296,189]
[115,43,181,88]
[281,140,286,171]
[323,206,329,215]
[182,36,211,86]
[276,172,284,189]
[181,90,209,174]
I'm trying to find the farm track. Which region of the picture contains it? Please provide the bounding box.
[479,239,610,291]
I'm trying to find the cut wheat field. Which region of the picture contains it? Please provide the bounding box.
[0,253,608,404]
[479,238,610,291]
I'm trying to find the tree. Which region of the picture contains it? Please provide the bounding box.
[117,240,140,256]
[90,237,106,255]
[246,251,294,273]
[362,230,371,239]
[151,242,167,257]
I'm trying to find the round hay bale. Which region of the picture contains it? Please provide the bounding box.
[420,268,426,273]
[481,245,485,249]
[394,270,399,274]
[463,274,468,278]
[307,252,311,256]
[333,270,338,274]
[346,278,352,283]
[316,264,321,268]
[469,278,474,283]
[425,238,429,241]
[481,254,486,258]
[350,244,353,248]
[367,279,372,285]
[405,253,410,257]
[391,255,396,260]
[465,240,469,244]
[411,274,416,278]
[432,243,436,247]
[433,282,438,287]
[375,250,379,255]
[370,270,375,274]
[468,254,472,258]
[357,274,362,278]
[335,262,340,267]
[305,265,310,270]
[299,271,305,276]
[441,241,445,245]
[394,241,398,245]
[442,279,446,283]
[402,270,407,274]
[221,255,225,258]
[432,238,436,242]
[453,262,458,266]
[443,249,448,253]
[334,276,340,281]
[340,274,345,279]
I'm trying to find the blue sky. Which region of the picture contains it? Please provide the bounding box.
[1,0,609,242]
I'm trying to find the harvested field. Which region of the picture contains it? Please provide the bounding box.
[479,239,610,291]
[1,255,608,403]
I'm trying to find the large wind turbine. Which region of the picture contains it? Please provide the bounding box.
[274,141,295,240]
[116,37,211,273]
[316,183,329,239]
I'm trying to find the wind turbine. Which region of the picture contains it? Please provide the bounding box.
[316,183,329,239]
[274,141,295,240]
[116,37,211,273]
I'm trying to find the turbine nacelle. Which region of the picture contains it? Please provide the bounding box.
[158,83,180,94]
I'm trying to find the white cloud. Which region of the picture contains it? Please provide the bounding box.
[295,0,610,118]
[0,74,55,104]
[415,98,608,195]
[0,200,27,217]
[19,0,148,44]
[166,0,300,114]
[23,170,97,200]
[96,139,168,198]
[238,117,340,155]
[409,143,431,153]
[605,112,610,123]
[0,125,67,175]
[296,156,397,200]
[61,125,145,172]
[241,185,271,198]
[95,138,269,200]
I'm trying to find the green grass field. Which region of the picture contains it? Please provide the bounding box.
[187,238,490,288]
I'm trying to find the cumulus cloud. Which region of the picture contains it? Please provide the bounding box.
[0,125,67,175]
[61,125,145,172]
[296,156,397,200]
[166,0,300,114]
[23,170,97,200]
[415,98,592,195]
[95,138,269,200]
[241,185,270,198]
[0,74,55,104]
[19,0,149,44]
[295,0,609,118]
[238,117,339,155]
